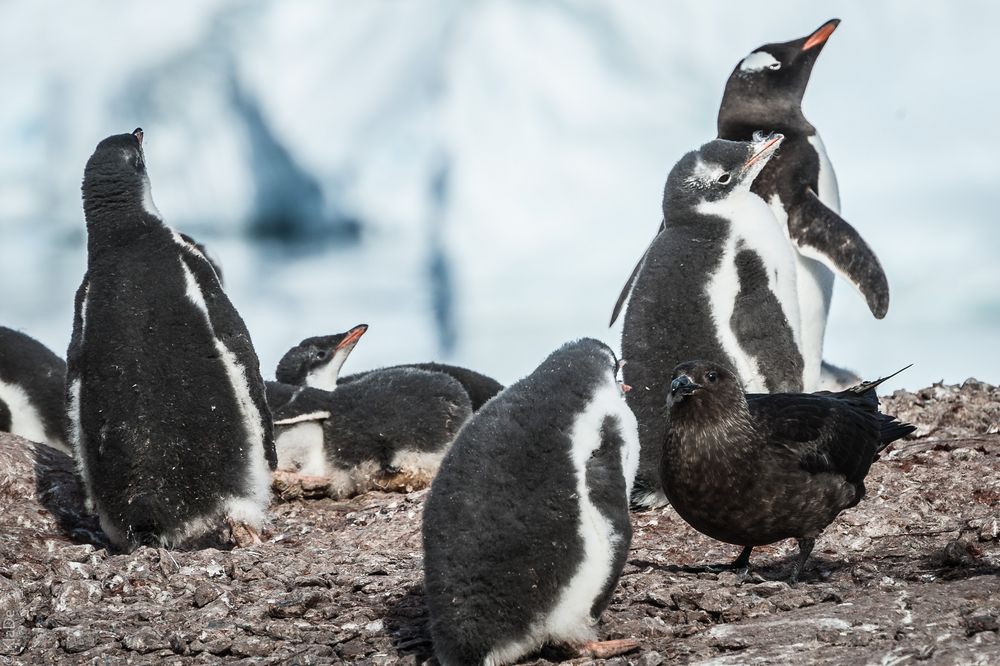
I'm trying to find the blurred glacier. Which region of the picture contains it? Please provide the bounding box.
[0,0,997,391]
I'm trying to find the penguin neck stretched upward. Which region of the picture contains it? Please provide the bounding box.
[83,179,164,253]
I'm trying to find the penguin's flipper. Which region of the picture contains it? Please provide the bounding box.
[181,252,278,469]
[274,411,331,426]
[609,219,665,327]
[790,191,889,319]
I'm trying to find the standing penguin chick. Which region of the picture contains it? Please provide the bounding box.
[0,326,70,455]
[423,338,640,665]
[660,360,915,581]
[718,19,889,389]
[69,128,276,551]
[268,367,472,498]
[622,134,803,508]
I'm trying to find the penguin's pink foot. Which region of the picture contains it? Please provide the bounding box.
[577,639,641,659]
[272,470,330,500]
[226,517,262,547]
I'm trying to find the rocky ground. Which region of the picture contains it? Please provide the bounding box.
[1,380,998,665]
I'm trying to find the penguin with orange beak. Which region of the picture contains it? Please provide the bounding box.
[611,20,890,394]
[717,18,890,392]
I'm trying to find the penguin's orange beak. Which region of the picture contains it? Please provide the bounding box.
[802,19,840,51]
[745,134,784,169]
[336,324,368,350]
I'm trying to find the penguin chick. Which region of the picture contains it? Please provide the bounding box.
[269,367,472,499]
[0,326,70,455]
[276,324,504,410]
[341,362,503,412]
[423,338,640,665]
[621,133,803,509]
[275,324,369,388]
[69,128,276,551]
[660,360,915,581]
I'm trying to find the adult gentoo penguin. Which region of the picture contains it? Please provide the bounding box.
[423,338,640,665]
[0,326,70,454]
[718,18,889,390]
[275,324,504,410]
[68,128,275,550]
[661,360,914,581]
[621,134,803,508]
[267,367,472,499]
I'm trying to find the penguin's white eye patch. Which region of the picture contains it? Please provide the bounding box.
[739,51,781,73]
[686,158,727,188]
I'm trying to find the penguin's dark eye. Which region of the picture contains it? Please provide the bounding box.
[717,173,731,184]
[315,350,328,361]
[768,62,781,71]
[707,371,718,383]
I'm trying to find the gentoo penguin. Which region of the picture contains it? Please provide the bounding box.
[68,128,275,550]
[276,324,504,410]
[718,18,889,390]
[621,134,803,508]
[267,367,472,499]
[423,338,640,665]
[274,324,369,389]
[662,360,914,581]
[0,326,70,454]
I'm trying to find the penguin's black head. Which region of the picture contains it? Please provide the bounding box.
[718,19,840,134]
[82,128,159,220]
[666,360,744,415]
[664,133,783,209]
[275,324,368,388]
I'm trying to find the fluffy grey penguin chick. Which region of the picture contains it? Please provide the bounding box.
[661,360,915,581]
[69,128,276,551]
[275,323,504,411]
[269,367,472,499]
[0,326,70,455]
[621,133,802,509]
[422,338,640,665]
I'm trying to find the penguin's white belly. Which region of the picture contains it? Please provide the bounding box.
[809,133,841,213]
[0,380,53,449]
[486,383,630,665]
[700,195,801,392]
[783,133,840,391]
[275,422,328,477]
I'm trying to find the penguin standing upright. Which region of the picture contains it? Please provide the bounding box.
[68,128,275,550]
[423,338,639,665]
[275,324,504,411]
[621,134,803,508]
[717,19,889,389]
[0,326,70,454]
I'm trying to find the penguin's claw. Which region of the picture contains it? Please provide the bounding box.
[577,639,641,659]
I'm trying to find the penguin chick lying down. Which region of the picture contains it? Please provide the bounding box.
[267,368,473,499]
[274,323,504,411]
